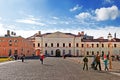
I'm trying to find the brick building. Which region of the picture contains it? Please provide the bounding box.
[0,30,34,57]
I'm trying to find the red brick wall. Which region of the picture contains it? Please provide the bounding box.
[0,36,34,57]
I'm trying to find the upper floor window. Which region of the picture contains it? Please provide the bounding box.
[45,43,47,47]
[9,40,12,43]
[81,44,84,48]
[69,43,71,47]
[38,43,40,47]
[86,44,89,48]
[102,44,104,47]
[14,40,18,42]
[114,44,117,48]
[97,44,99,47]
[57,43,59,47]
[63,43,65,47]
[76,43,79,47]
[92,44,94,48]
[51,43,53,47]
[9,40,12,46]
[33,43,35,47]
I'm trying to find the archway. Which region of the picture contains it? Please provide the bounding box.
[56,49,61,57]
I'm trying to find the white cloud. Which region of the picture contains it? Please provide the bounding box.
[75,12,92,20]
[16,16,46,26]
[52,16,59,20]
[104,0,114,4]
[0,23,120,39]
[0,23,6,36]
[95,5,120,21]
[70,4,82,12]
[0,17,2,20]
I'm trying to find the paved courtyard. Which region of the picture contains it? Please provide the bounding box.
[0,57,120,80]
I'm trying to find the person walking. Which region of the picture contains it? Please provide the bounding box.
[83,56,88,70]
[95,52,101,71]
[103,54,109,71]
[21,53,25,62]
[39,54,44,64]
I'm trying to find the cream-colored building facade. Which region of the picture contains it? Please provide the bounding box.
[34,31,120,57]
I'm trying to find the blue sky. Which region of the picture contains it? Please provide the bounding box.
[0,0,120,38]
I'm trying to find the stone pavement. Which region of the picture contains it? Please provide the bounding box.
[67,57,120,76]
[0,57,120,80]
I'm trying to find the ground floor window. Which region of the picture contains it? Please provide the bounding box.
[51,50,53,55]
[76,50,79,56]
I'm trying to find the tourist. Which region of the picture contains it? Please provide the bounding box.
[95,52,101,71]
[39,54,45,64]
[21,53,25,62]
[103,55,109,71]
[83,56,88,70]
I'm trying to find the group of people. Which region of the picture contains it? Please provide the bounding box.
[83,52,109,71]
[8,53,26,62]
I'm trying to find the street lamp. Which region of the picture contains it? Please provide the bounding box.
[108,33,112,69]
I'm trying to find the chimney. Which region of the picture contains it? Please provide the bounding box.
[78,32,81,35]
[81,31,84,36]
[38,31,41,35]
[7,30,10,36]
[11,31,14,35]
[114,33,116,38]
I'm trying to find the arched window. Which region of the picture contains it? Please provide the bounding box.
[63,43,65,47]
[51,43,53,47]
[38,43,40,47]
[97,44,99,47]
[69,43,71,47]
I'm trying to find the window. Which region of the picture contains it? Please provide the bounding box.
[9,43,12,46]
[81,44,84,48]
[51,43,53,47]
[51,50,53,55]
[102,44,104,47]
[45,50,47,55]
[63,43,65,47]
[76,50,79,56]
[14,43,17,46]
[97,44,99,47]
[69,50,71,55]
[57,43,59,47]
[45,43,47,47]
[87,44,89,48]
[63,50,65,55]
[9,40,12,46]
[9,40,12,42]
[87,51,89,55]
[92,51,94,55]
[92,44,94,48]
[14,40,18,42]
[38,43,40,47]
[76,43,79,47]
[69,43,71,47]
[114,44,117,48]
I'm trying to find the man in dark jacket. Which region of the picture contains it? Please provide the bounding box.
[83,56,88,70]
[95,52,101,71]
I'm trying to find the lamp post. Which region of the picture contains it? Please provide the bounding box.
[108,34,112,69]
